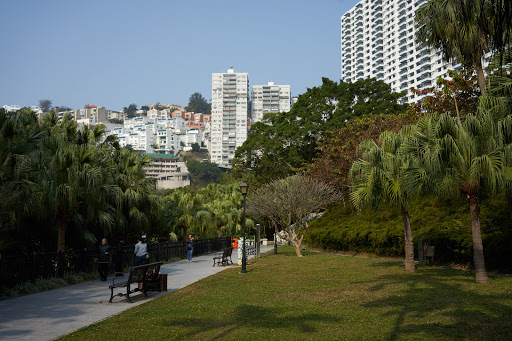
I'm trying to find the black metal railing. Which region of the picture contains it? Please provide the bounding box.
[0,237,231,292]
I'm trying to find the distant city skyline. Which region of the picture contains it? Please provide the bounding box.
[0,0,359,112]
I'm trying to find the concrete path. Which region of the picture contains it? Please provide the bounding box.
[0,245,275,341]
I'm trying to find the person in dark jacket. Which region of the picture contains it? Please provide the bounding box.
[187,235,194,262]
[114,237,125,276]
[97,238,112,281]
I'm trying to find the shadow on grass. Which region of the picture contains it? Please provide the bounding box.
[360,267,512,341]
[164,303,341,340]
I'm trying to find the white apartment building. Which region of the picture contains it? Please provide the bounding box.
[144,153,190,190]
[58,106,109,123]
[340,0,458,103]
[211,67,249,168]
[105,117,185,155]
[251,82,291,123]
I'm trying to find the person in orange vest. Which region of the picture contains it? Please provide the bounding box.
[232,238,238,249]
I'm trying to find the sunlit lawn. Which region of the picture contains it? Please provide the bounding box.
[61,246,512,341]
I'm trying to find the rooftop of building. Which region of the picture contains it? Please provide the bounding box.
[143,153,178,160]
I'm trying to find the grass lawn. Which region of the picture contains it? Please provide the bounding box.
[60,246,512,341]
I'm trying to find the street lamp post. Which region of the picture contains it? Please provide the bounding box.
[240,182,249,274]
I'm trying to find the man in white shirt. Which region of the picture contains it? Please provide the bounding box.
[134,235,148,266]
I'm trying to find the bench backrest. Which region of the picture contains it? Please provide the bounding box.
[226,247,233,257]
[128,262,162,284]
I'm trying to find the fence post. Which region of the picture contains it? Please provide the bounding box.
[256,224,261,258]
[31,252,37,282]
[418,238,424,266]
[0,254,3,292]
[57,250,65,278]
[82,248,87,272]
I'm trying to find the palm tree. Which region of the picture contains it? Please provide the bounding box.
[350,130,417,272]
[403,112,512,283]
[415,0,494,93]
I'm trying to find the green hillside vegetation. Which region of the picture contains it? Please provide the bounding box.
[306,195,512,272]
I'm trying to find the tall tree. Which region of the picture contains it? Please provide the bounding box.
[350,130,417,272]
[123,104,138,118]
[232,78,407,187]
[309,112,422,196]
[402,112,512,283]
[39,99,53,112]
[186,92,210,114]
[415,0,511,94]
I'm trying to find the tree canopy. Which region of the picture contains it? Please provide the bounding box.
[186,92,210,114]
[123,104,138,118]
[39,99,52,112]
[232,77,408,187]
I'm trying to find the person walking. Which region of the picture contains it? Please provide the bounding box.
[134,235,148,266]
[97,238,112,281]
[114,237,125,276]
[187,235,194,262]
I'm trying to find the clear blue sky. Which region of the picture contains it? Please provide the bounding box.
[0,0,359,111]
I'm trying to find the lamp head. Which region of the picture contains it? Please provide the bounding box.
[239,181,249,195]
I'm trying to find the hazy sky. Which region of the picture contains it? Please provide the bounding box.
[0,0,359,111]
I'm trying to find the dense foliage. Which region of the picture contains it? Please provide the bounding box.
[309,112,422,195]
[232,78,407,187]
[306,195,512,272]
[186,159,225,188]
[0,109,244,255]
[185,92,210,114]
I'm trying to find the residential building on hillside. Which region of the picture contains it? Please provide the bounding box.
[340,0,459,103]
[2,105,21,112]
[182,129,203,150]
[105,117,185,155]
[150,103,185,111]
[210,67,249,168]
[251,82,291,123]
[107,110,124,120]
[144,153,190,190]
[58,105,109,124]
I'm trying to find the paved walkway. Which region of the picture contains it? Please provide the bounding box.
[0,245,275,341]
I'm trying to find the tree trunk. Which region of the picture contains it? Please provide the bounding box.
[401,204,415,272]
[468,195,489,284]
[292,240,303,257]
[182,226,188,242]
[287,228,303,257]
[57,220,67,251]
[475,61,486,95]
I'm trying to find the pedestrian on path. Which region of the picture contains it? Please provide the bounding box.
[114,237,125,276]
[187,235,194,262]
[97,238,111,281]
[134,235,148,266]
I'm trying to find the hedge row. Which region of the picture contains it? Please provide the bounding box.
[306,195,512,272]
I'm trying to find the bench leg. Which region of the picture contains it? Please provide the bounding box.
[109,287,114,303]
[126,285,133,303]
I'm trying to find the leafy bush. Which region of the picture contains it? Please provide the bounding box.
[306,195,512,271]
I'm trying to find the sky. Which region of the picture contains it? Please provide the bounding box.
[0,0,359,112]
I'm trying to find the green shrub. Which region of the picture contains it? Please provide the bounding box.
[306,195,512,271]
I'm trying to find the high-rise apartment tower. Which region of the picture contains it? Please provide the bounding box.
[210,67,249,168]
[340,0,457,103]
[251,82,291,123]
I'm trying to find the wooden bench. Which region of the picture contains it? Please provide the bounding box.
[213,247,233,266]
[108,262,162,303]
